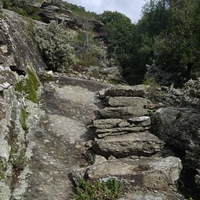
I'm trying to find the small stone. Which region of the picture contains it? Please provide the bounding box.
[44,139,50,144]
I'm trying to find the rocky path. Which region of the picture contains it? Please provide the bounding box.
[72,84,185,200]
[22,76,109,200]
[0,75,186,200]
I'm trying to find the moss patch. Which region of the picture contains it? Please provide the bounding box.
[15,67,40,104]
[20,108,28,133]
[0,159,5,180]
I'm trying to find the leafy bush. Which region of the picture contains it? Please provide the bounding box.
[35,21,76,72]
[72,24,107,68]
[74,178,124,200]
[2,0,12,9]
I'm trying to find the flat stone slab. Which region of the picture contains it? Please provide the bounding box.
[103,84,148,97]
[92,131,165,157]
[93,118,123,129]
[98,106,148,119]
[95,127,150,138]
[106,97,150,107]
[73,156,182,192]
[93,116,151,129]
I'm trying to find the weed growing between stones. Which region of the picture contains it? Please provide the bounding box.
[15,67,40,104]
[0,9,4,19]
[74,178,124,200]
[20,108,28,133]
[11,148,27,170]
[10,147,28,191]
[0,159,6,180]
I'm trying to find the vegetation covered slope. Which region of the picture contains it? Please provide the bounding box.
[2,0,200,86]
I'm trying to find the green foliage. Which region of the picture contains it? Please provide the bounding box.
[144,76,160,89]
[10,147,27,171]
[2,0,42,20]
[75,178,124,200]
[15,67,40,104]
[99,11,148,84]
[71,19,106,68]
[20,108,28,132]
[13,5,42,20]
[9,131,27,172]
[100,11,133,64]
[63,1,96,20]
[0,159,6,180]
[34,21,75,72]
[139,0,200,86]
[0,9,4,19]
[2,0,12,9]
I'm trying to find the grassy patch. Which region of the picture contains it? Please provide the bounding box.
[15,67,40,104]
[143,76,160,91]
[74,178,124,200]
[12,6,42,21]
[20,108,28,132]
[11,148,27,170]
[0,159,5,180]
[0,9,4,19]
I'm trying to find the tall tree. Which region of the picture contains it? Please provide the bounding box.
[140,0,200,86]
[100,11,133,66]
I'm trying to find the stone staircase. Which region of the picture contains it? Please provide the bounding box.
[73,84,184,199]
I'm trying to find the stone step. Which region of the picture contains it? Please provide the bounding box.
[98,84,148,98]
[96,126,151,138]
[92,131,165,157]
[106,96,151,107]
[93,116,151,129]
[98,106,149,119]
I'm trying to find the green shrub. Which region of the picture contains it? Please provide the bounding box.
[34,21,75,72]
[72,27,106,68]
[2,0,12,9]
[74,178,124,200]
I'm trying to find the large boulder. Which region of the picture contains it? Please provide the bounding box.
[72,156,183,197]
[151,107,200,168]
[151,106,200,196]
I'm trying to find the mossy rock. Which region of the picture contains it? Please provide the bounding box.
[15,67,40,104]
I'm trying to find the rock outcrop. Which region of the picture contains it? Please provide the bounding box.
[151,106,200,198]
[2,3,200,199]
[145,78,200,198]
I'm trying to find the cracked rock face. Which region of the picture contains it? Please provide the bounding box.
[151,106,200,197]
[0,5,195,199]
